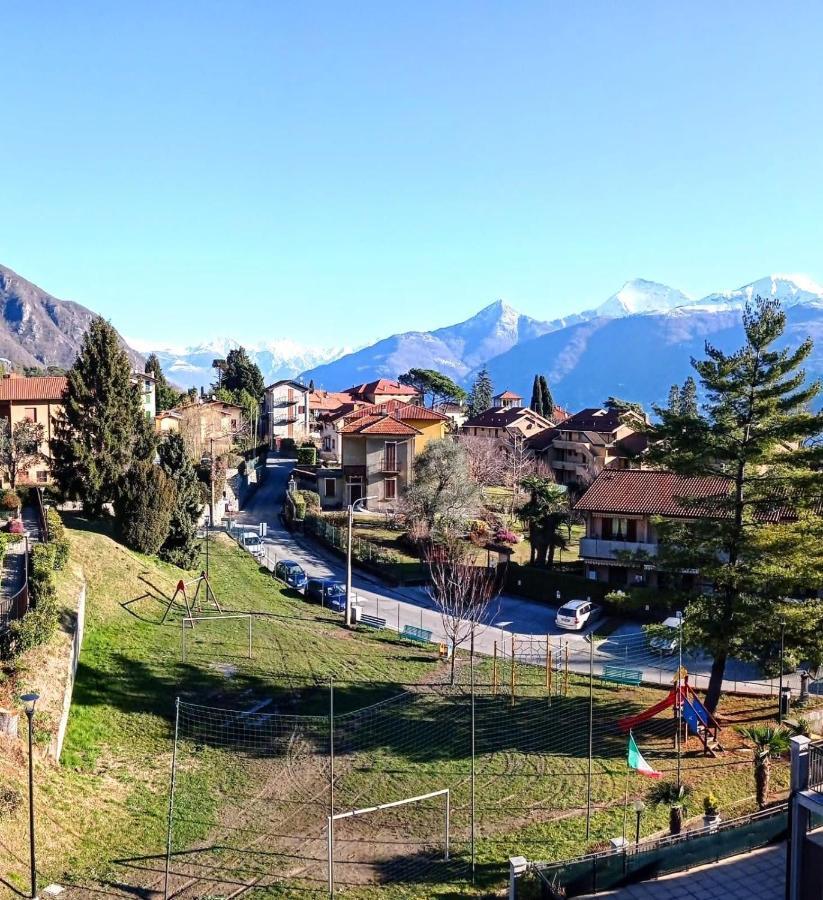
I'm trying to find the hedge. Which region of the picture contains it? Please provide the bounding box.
[46,508,70,570]
[502,562,612,605]
[296,446,317,466]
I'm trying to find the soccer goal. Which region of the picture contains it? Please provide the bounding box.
[327,788,451,892]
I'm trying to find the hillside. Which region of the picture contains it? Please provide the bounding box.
[0,264,143,370]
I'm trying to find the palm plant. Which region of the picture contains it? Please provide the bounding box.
[646,781,692,835]
[735,725,791,808]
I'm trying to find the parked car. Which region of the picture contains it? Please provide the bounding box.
[648,615,682,653]
[305,577,347,612]
[274,559,308,590]
[239,531,264,557]
[555,599,600,631]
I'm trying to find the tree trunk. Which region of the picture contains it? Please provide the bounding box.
[669,805,683,835]
[755,758,769,809]
[450,646,457,685]
[0,709,19,738]
[705,650,728,713]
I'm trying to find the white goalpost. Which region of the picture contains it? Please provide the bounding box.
[327,788,451,894]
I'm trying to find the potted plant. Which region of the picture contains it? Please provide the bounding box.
[647,780,692,835]
[702,792,721,829]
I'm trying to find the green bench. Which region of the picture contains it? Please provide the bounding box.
[360,614,386,630]
[401,624,433,644]
[601,664,643,686]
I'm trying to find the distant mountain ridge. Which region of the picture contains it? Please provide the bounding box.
[0,264,143,370]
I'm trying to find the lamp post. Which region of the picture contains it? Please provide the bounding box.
[345,496,375,627]
[632,799,645,847]
[778,619,786,724]
[21,692,39,899]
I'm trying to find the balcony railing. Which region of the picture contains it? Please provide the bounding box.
[380,453,400,473]
[580,537,658,560]
[810,741,823,792]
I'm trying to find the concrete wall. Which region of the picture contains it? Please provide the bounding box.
[51,580,86,761]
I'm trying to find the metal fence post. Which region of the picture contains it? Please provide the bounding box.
[163,697,180,900]
[329,676,335,897]
[248,615,253,659]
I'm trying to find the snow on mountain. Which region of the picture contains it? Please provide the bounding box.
[683,274,823,313]
[593,279,693,317]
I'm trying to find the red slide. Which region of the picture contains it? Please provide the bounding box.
[617,688,678,732]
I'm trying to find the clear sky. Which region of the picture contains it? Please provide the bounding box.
[2,1,822,350]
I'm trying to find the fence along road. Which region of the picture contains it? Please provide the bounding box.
[231,454,808,699]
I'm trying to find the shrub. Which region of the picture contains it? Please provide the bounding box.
[46,508,70,570]
[299,490,321,513]
[280,438,297,455]
[0,784,23,818]
[296,446,317,466]
[494,527,520,545]
[0,490,20,511]
[703,793,720,816]
[468,519,489,538]
[114,462,177,555]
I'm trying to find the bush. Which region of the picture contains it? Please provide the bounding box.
[280,438,297,455]
[503,562,612,604]
[602,587,681,621]
[0,784,23,818]
[494,527,520,545]
[296,446,317,466]
[299,490,321,513]
[46,509,70,570]
[114,462,177,555]
[0,490,20,511]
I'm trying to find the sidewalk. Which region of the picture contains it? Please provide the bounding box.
[0,504,42,624]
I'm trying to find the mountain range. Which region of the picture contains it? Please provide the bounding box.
[1,263,822,413]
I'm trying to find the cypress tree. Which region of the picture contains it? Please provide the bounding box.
[114,461,177,555]
[649,297,823,712]
[539,375,554,418]
[529,375,541,414]
[158,432,204,568]
[52,317,154,517]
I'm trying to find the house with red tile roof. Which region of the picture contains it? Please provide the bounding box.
[574,469,731,588]
[462,405,558,441]
[345,378,422,405]
[0,374,67,486]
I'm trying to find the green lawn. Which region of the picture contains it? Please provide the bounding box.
[0,517,792,899]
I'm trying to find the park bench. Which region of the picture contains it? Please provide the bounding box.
[601,665,643,686]
[360,614,386,630]
[401,624,433,644]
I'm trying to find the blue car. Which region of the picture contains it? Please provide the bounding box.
[305,576,347,612]
[274,559,308,591]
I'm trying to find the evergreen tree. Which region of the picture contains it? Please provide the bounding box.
[649,297,823,712]
[114,461,177,555]
[145,353,181,412]
[667,384,681,414]
[218,347,264,399]
[52,318,153,517]
[398,368,467,408]
[467,366,493,417]
[158,432,204,568]
[539,375,554,418]
[519,474,568,567]
[679,375,698,417]
[529,375,541,414]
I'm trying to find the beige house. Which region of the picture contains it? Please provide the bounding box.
[173,399,244,459]
[262,379,310,446]
[462,405,557,440]
[0,374,67,486]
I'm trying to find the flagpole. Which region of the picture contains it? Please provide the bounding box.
[622,731,631,845]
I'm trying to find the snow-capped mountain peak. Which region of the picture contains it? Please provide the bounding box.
[594,279,692,318]
[683,274,823,313]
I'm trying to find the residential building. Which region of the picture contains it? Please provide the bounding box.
[173,398,244,459]
[316,400,449,509]
[154,409,182,434]
[262,379,310,446]
[787,736,823,900]
[462,405,558,441]
[0,374,67,486]
[534,406,649,487]
[345,378,421,405]
[131,371,156,419]
[574,468,730,588]
[492,389,523,409]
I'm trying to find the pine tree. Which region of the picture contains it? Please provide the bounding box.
[539,375,554,419]
[679,375,698,416]
[467,366,493,417]
[667,384,681,414]
[145,353,181,412]
[529,375,541,414]
[218,347,265,399]
[158,432,204,568]
[52,318,154,517]
[114,461,177,555]
[649,297,823,712]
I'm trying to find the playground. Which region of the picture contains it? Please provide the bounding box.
[2,520,798,899]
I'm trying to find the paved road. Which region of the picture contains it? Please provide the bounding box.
[233,456,801,699]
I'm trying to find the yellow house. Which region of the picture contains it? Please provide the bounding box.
[0,374,67,486]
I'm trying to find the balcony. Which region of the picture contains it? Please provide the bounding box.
[380,452,401,473]
[551,459,581,471]
[579,537,658,561]
[810,741,823,792]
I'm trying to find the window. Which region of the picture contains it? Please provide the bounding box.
[324,478,337,498]
[24,408,37,422]
[385,477,397,500]
[36,470,49,483]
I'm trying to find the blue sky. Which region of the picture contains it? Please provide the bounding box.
[1,1,822,349]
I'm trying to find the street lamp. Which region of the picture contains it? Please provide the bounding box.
[345,496,376,627]
[632,798,645,847]
[20,692,39,899]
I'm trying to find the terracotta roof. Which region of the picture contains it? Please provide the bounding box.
[494,390,522,400]
[340,413,421,436]
[377,400,448,421]
[347,379,419,397]
[574,470,731,517]
[0,375,67,401]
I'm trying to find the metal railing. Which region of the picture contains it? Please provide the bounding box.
[809,741,823,792]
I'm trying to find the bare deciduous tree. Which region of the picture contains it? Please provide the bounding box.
[458,435,506,487]
[425,539,502,684]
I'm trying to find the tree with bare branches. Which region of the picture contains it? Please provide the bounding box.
[425,539,501,684]
[458,435,506,487]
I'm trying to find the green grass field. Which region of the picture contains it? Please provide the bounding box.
[0,517,792,899]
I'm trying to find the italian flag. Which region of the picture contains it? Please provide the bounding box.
[627,732,662,779]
